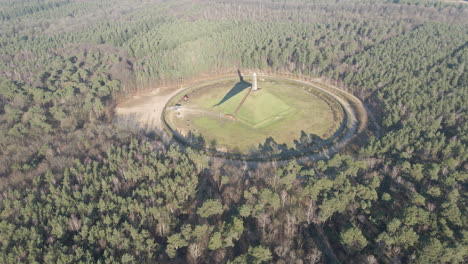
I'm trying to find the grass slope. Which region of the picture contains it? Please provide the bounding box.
[215,89,293,126]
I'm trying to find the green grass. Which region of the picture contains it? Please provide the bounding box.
[215,89,293,126]
[165,77,344,153]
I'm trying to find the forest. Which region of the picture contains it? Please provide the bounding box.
[0,0,467,263]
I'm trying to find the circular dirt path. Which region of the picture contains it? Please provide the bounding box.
[115,75,367,163]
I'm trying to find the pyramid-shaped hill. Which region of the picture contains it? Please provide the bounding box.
[215,88,295,127]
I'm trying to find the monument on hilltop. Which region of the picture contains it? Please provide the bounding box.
[252,72,258,91]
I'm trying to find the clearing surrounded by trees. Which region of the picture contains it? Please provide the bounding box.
[116,73,365,159]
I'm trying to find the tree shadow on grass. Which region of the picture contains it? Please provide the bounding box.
[187,130,206,148]
[214,70,251,106]
[174,128,337,160]
[253,131,332,159]
[160,125,350,162]
[293,131,328,152]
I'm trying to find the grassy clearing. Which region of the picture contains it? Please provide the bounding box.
[165,77,343,153]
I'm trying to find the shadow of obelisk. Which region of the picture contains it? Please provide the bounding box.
[214,70,251,106]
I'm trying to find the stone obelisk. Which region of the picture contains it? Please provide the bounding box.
[252,72,258,91]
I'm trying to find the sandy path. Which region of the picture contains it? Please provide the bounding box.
[443,0,468,4]
[115,87,185,131]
